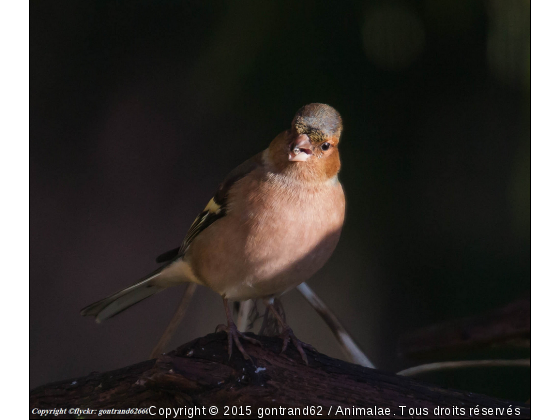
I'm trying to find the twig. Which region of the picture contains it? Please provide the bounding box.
[297,282,375,368]
[149,283,197,359]
[236,300,255,332]
[397,359,530,377]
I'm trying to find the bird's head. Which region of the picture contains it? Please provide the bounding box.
[268,103,343,182]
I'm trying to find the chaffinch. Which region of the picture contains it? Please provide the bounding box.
[81,103,346,364]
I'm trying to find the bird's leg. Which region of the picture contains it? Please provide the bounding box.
[215,298,261,362]
[263,298,315,365]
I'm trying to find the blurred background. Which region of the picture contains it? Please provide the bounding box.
[30,0,530,401]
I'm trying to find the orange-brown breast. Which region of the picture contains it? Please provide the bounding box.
[186,165,345,301]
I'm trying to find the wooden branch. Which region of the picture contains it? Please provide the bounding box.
[399,297,530,359]
[30,333,529,419]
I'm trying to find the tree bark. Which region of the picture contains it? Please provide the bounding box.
[30,333,529,419]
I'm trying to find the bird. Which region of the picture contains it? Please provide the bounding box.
[81,103,346,364]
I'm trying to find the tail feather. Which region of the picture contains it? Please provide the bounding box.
[81,265,168,323]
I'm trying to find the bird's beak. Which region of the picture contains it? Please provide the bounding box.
[289,134,313,162]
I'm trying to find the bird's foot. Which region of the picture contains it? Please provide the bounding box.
[215,323,262,363]
[278,326,315,365]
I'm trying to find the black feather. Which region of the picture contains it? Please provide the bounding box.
[155,247,180,263]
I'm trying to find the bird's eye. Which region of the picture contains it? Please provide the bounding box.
[321,142,331,151]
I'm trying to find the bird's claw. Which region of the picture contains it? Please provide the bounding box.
[279,327,314,365]
[215,323,261,363]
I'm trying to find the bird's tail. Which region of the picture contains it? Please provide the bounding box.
[81,259,192,323]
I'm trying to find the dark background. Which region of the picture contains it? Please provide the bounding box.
[30,0,530,400]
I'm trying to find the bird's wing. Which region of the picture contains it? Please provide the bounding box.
[155,151,264,263]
